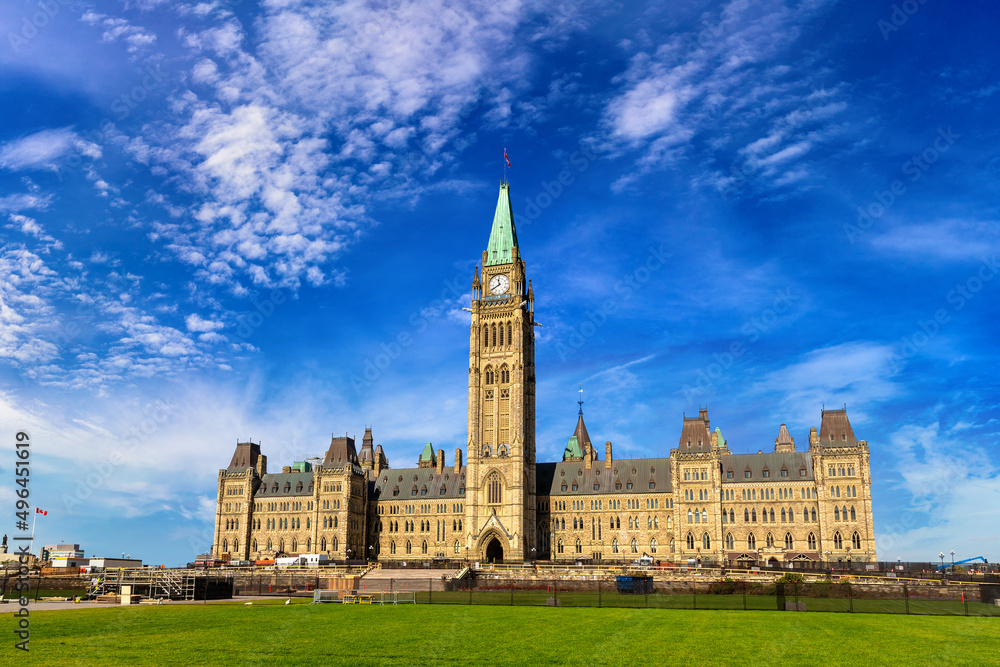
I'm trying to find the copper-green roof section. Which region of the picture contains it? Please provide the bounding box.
[419,442,435,462]
[484,182,519,266]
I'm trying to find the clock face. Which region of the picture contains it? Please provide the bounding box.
[488,274,510,295]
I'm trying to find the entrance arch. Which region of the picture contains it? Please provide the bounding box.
[485,538,504,563]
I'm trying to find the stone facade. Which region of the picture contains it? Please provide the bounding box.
[212,182,877,567]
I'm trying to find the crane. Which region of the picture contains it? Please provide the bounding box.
[936,556,988,571]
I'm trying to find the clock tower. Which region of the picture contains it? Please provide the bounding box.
[464,182,536,563]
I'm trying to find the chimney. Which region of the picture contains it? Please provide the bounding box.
[605,441,613,465]
[711,431,719,447]
[437,449,445,474]
[281,465,291,473]
[584,443,592,470]
[809,427,819,449]
[454,448,463,474]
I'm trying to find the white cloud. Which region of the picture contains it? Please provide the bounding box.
[602,0,852,194]
[0,128,101,171]
[869,220,1000,262]
[185,313,224,332]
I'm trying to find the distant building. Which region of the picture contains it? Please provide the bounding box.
[212,182,877,567]
[44,544,84,560]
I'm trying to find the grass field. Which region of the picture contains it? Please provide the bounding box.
[3,599,997,666]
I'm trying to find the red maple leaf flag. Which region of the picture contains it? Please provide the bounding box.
[504,147,511,168]
[36,508,47,516]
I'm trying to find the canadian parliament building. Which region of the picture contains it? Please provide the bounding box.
[212,183,877,566]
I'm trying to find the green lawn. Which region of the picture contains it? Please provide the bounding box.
[3,599,997,666]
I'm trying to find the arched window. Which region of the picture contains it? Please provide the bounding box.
[612,538,619,553]
[405,540,412,555]
[811,508,817,522]
[835,506,840,521]
[492,324,496,347]
[781,508,786,522]
[654,517,659,529]
[390,541,396,555]
[807,532,816,550]
[628,516,634,530]
[631,538,638,553]
[557,539,564,554]
[334,516,338,528]
[266,538,273,551]
[703,509,708,523]
[766,533,774,548]
[702,533,710,549]
[454,540,460,555]
[306,538,311,551]
[747,533,756,550]
[331,537,338,552]
[499,324,504,346]
[686,532,695,550]
[688,510,693,523]
[291,538,297,552]
[222,538,228,553]
[852,531,861,549]
[752,509,757,522]
[787,507,794,523]
[486,471,502,504]
[850,506,856,521]
[278,538,285,553]
[726,533,734,549]
[252,538,258,552]
[650,538,658,553]
[507,323,512,346]
[785,533,793,550]
[744,508,749,522]
[615,517,620,530]
[422,541,428,555]
[834,532,843,549]
[575,538,582,554]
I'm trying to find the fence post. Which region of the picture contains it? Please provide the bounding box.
[598,579,601,608]
[794,581,799,610]
[429,577,432,605]
[743,581,747,611]
[964,587,969,617]
[555,580,558,606]
[848,581,853,613]
[510,580,514,606]
[469,578,473,605]
[904,582,909,615]
[692,580,696,610]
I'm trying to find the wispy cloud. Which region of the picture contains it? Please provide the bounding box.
[0,128,101,171]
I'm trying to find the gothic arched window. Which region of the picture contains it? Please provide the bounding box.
[507,323,512,345]
[492,324,496,347]
[483,325,489,348]
[486,471,502,505]
[807,532,816,550]
[747,533,756,550]
[499,324,504,346]
[784,532,793,550]
[834,532,843,549]
[726,533,734,549]
[686,532,695,549]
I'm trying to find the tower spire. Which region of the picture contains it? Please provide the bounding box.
[484,182,518,266]
[578,385,584,415]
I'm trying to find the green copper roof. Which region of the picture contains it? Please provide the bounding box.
[484,183,519,266]
[563,436,584,461]
[714,427,726,448]
[419,443,435,461]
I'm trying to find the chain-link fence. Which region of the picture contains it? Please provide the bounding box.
[412,578,1000,616]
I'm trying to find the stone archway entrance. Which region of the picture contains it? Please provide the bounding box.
[485,538,504,563]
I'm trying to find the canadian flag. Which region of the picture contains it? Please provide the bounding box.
[504,147,511,168]
[36,508,47,516]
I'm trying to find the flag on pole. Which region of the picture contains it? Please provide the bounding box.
[36,508,47,516]
[504,147,511,168]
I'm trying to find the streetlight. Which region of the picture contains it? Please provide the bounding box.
[939,552,945,570]
[950,549,955,572]
[896,556,901,572]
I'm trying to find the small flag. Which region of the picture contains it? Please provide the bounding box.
[504,147,511,168]
[36,508,47,516]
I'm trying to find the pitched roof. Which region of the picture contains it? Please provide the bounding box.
[537,458,672,496]
[419,443,435,462]
[227,442,262,470]
[323,436,358,467]
[253,472,315,498]
[721,452,814,483]
[819,408,858,446]
[373,467,467,500]
[484,183,519,267]
[563,436,585,461]
[777,424,794,445]
[677,414,713,453]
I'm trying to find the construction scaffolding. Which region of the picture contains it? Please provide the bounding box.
[90,568,232,601]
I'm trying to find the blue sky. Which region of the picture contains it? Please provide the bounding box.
[0,0,997,567]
